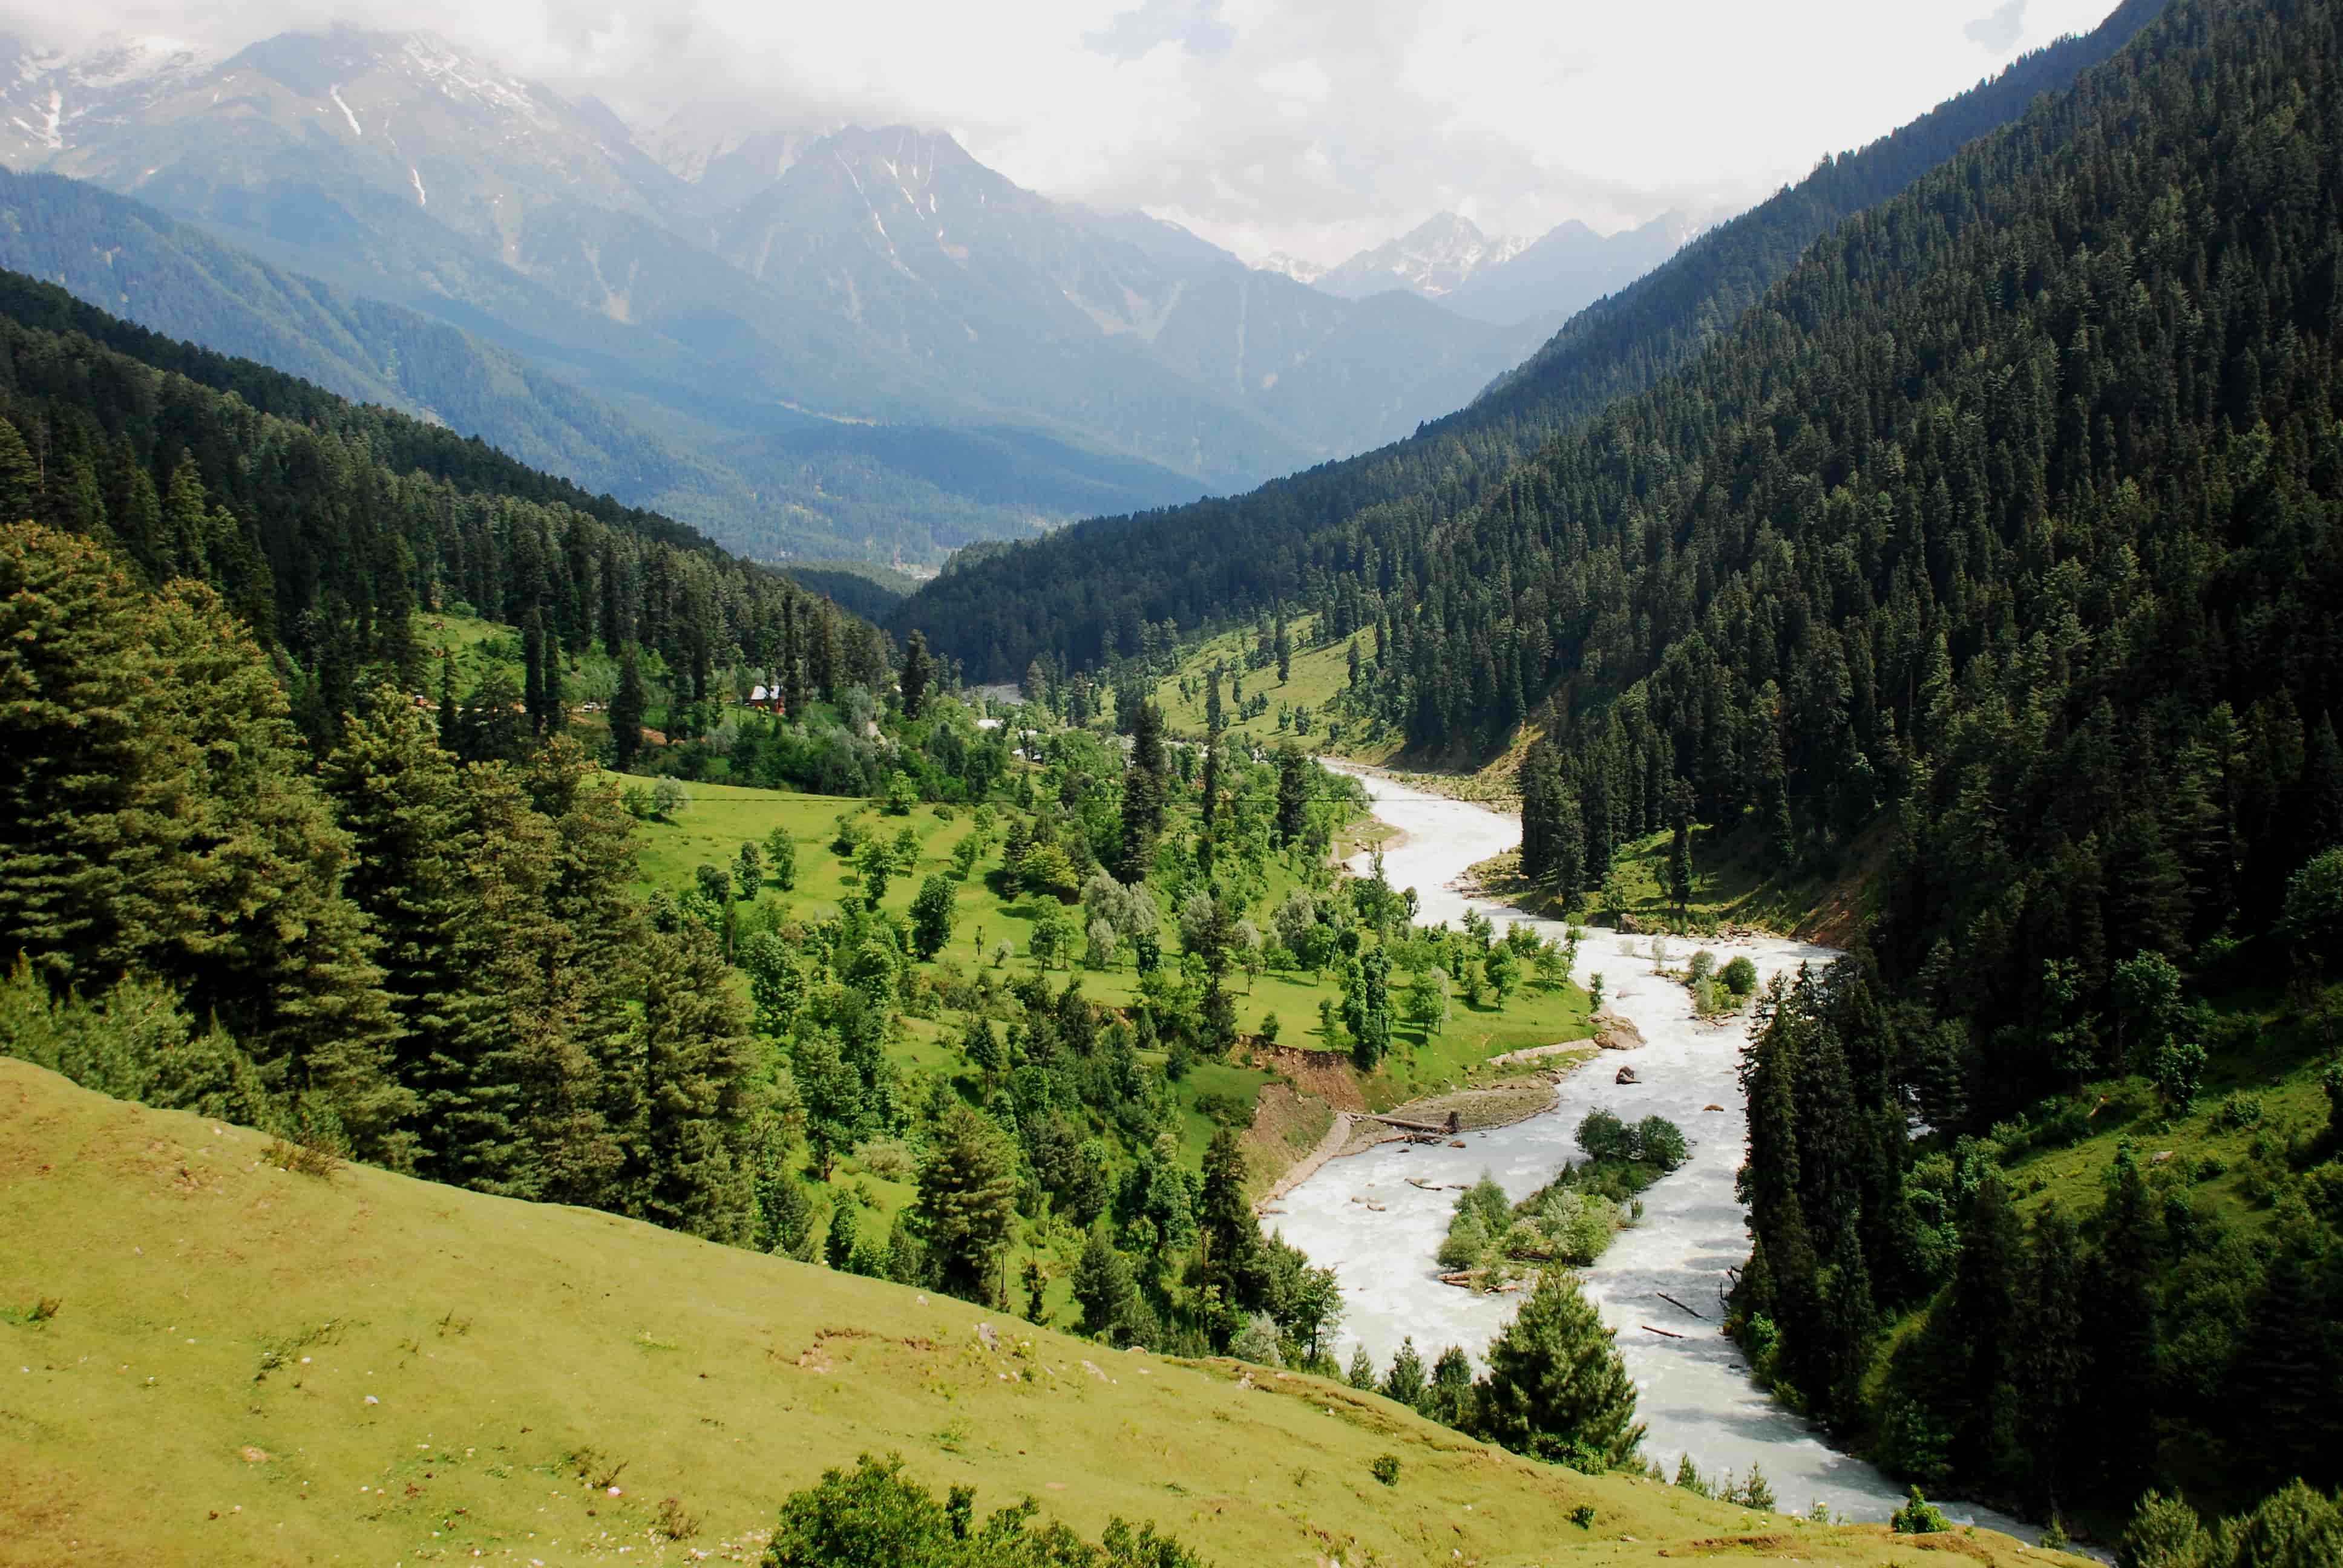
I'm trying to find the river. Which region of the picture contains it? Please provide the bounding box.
[1271,763,2046,1538]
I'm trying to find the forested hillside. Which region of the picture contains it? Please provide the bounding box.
[0,168,1216,563]
[0,266,890,743]
[1282,0,2341,1534]
[896,0,2166,679]
[0,261,1607,1399]
[0,168,707,505]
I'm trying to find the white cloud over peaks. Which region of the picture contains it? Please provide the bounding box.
[0,0,2129,264]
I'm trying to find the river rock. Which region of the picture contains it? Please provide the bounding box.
[1591,1008,1647,1051]
[1615,1065,1639,1085]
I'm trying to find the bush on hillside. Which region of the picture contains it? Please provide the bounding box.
[763,1451,1209,1566]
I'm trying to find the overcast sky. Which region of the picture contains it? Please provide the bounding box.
[13,0,2125,266]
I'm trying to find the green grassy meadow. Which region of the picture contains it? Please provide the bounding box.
[0,1058,2062,1568]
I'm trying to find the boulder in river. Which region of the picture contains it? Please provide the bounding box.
[1591,1008,1647,1051]
[1615,1065,1640,1085]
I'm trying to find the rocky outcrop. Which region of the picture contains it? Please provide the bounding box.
[1591,1008,1647,1051]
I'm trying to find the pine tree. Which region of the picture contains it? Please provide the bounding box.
[1471,1269,1645,1466]
[436,652,460,748]
[519,737,645,1204]
[1350,946,1392,1070]
[899,629,934,719]
[1117,702,1167,883]
[1380,1338,1428,1406]
[0,416,39,522]
[635,921,760,1243]
[159,454,209,578]
[0,526,409,1154]
[322,689,489,1177]
[1072,1222,1150,1347]
[611,647,647,771]
[910,874,955,960]
[1274,745,1309,848]
[441,763,572,1194]
[914,1105,1018,1305]
[825,1202,858,1270]
[522,607,549,734]
[1666,780,1694,913]
[1198,1126,1254,1296]
[1944,1174,2022,1482]
[962,1015,1004,1089]
[2014,1201,2085,1512]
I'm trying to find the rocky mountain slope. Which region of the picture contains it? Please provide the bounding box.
[0,26,1611,564]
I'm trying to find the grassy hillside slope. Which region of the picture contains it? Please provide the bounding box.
[0,1059,2063,1567]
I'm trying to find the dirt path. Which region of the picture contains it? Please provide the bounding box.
[1254,1111,1356,1214]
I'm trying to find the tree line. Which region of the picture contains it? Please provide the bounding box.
[0,266,890,752]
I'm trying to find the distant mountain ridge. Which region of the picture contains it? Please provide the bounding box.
[895,0,2171,676]
[0,25,1628,566]
[1306,209,1705,325]
[0,166,1213,566]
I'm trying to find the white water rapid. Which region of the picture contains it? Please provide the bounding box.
[1271,763,2047,1539]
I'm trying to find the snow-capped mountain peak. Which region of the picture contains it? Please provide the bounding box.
[1256,250,1327,286]
[1312,212,1524,301]
[0,32,211,157]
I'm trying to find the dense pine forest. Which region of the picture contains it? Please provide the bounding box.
[0,267,891,745]
[894,0,2166,682]
[0,271,896,1206]
[1254,0,2343,1536]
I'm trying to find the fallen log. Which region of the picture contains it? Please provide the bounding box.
[1657,1292,1706,1320]
[1641,1324,1688,1339]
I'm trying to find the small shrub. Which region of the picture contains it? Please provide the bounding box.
[2212,1093,2266,1132]
[1890,1486,1950,1534]
[852,1138,917,1182]
[1636,1116,1690,1171]
[654,1496,701,1541]
[263,1134,341,1180]
[1194,1091,1252,1128]
[1570,1503,1597,1529]
[1721,955,1758,996]
[1370,1453,1401,1487]
[1227,1312,1282,1368]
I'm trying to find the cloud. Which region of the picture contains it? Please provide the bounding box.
[1085,0,1236,62]
[1964,0,2029,51]
[0,0,2129,266]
